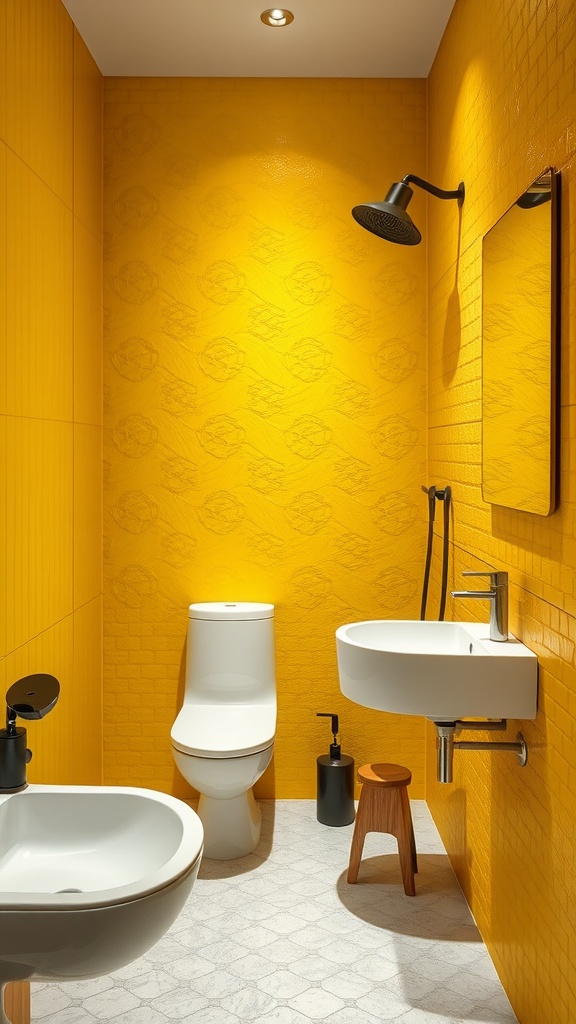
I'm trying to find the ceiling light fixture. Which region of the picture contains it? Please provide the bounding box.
[260,8,294,27]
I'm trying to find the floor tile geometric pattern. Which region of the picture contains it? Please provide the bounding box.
[32,801,518,1023]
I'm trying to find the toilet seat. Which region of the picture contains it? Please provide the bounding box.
[171,704,276,759]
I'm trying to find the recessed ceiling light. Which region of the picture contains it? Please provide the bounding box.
[260,8,294,27]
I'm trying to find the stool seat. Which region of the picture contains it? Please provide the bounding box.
[357,763,412,787]
[347,761,417,896]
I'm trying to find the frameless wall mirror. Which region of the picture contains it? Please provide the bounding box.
[482,167,560,515]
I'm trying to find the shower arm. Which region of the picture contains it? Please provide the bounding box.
[403,175,465,205]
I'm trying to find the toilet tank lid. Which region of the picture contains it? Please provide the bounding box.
[188,602,274,620]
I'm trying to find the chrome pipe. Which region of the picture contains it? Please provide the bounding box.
[454,733,527,766]
[434,723,528,782]
[436,724,456,784]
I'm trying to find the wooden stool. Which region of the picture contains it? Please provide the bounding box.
[347,763,418,896]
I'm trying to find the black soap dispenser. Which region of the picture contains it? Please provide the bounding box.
[316,713,355,826]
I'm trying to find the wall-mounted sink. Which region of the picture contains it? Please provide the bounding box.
[0,784,203,1008]
[336,619,538,721]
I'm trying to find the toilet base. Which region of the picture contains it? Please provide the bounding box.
[198,789,262,860]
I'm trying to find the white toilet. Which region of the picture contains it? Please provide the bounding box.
[171,602,276,860]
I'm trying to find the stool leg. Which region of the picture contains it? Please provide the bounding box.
[397,787,416,896]
[347,789,369,883]
[408,807,418,875]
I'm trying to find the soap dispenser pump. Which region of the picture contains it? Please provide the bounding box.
[316,713,355,826]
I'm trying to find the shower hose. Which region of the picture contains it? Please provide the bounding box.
[420,485,452,621]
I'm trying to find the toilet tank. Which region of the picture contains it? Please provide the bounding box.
[185,602,276,704]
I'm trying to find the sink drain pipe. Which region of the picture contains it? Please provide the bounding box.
[435,721,528,783]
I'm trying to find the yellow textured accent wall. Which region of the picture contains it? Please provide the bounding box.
[0,0,103,787]
[426,1,576,1022]
[103,78,428,799]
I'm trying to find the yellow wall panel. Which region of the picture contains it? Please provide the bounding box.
[74,219,103,425]
[4,0,73,206]
[0,144,5,417]
[5,151,74,421]
[0,418,6,656]
[0,2,6,142]
[4,417,74,654]
[426,1,576,1021]
[74,423,103,607]
[103,78,428,798]
[73,598,103,784]
[73,28,102,238]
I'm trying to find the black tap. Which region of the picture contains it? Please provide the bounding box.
[0,674,60,792]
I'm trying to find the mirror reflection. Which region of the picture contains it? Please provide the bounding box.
[482,167,559,516]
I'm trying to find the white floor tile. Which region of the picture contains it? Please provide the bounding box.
[256,968,311,999]
[289,986,345,1017]
[320,967,376,999]
[220,987,278,1020]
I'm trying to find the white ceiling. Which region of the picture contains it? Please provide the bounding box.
[61,0,456,78]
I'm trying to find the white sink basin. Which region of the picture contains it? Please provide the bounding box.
[0,785,203,990]
[336,619,538,721]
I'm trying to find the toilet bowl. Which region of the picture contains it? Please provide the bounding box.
[171,602,276,860]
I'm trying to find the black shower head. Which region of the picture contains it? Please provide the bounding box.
[352,181,421,245]
[352,174,465,245]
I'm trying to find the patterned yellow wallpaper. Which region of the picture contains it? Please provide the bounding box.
[103,78,429,799]
[0,1,103,787]
[426,1,576,1021]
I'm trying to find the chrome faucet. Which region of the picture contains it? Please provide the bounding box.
[451,570,509,641]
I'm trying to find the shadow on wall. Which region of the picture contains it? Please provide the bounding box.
[442,215,464,386]
[442,284,462,385]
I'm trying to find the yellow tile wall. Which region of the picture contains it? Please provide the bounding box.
[103,78,429,799]
[0,0,103,787]
[426,1,576,1022]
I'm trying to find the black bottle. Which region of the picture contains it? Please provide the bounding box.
[316,713,355,826]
